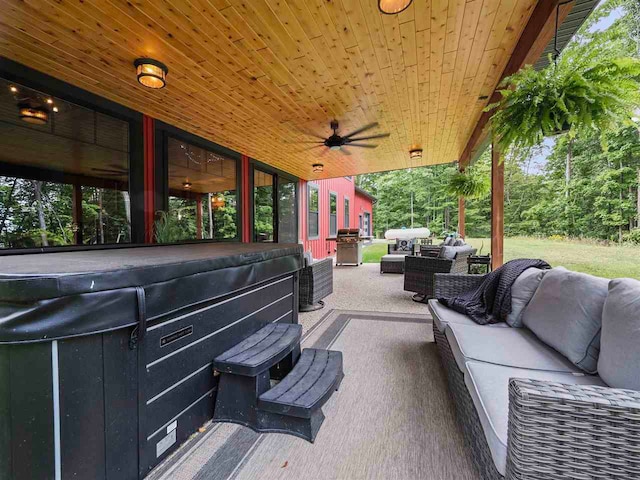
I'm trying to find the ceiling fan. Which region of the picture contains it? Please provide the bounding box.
[297,120,390,156]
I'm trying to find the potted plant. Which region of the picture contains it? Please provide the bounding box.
[486,47,640,154]
[447,168,490,199]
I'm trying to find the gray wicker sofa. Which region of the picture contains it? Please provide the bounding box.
[429,270,640,480]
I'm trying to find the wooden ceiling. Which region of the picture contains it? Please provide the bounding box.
[0,0,542,180]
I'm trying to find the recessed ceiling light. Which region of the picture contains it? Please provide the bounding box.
[134,58,168,89]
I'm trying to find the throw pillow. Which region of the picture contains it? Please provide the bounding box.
[453,238,465,247]
[505,268,547,327]
[598,278,640,390]
[395,238,414,252]
[522,267,609,373]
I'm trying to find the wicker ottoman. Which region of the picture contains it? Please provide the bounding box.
[380,254,405,273]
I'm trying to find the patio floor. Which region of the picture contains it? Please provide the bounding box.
[148,263,482,480]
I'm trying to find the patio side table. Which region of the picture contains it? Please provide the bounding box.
[467,255,491,274]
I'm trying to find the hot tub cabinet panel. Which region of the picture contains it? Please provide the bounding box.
[0,243,302,480]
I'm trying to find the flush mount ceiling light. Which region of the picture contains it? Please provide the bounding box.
[134,58,168,89]
[312,163,324,173]
[378,0,413,15]
[211,194,225,209]
[409,148,423,160]
[182,179,192,190]
[17,101,49,125]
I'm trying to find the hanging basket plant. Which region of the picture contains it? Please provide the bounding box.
[485,46,640,154]
[447,169,490,199]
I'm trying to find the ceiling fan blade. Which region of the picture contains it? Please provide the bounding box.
[340,147,352,156]
[349,143,378,149]
[295,127,326,140]
[348,133,390,141]
[342,122,379,139]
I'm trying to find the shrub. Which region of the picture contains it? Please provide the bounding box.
[623,228,640,245]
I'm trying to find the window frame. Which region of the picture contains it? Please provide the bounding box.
[343,195,350,229]
[307,183,320,240]
[0,59,144,254]
[155,122,242,243]
[328,191,338,238]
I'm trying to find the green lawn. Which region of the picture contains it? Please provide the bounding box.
[362,237,640,279]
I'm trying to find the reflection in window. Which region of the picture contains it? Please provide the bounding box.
[278,177,297,243]
[254,170,274,242]
[308,184,319,238]
[344,197,350,228]
[166,137,238,242]
[329,192,337,237]
[0,78,130,249]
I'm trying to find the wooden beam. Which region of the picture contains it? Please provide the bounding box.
[460,1,574,168]
[458,196,466,238]
[491,142,504,269]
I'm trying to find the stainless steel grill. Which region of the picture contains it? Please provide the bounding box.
[335,228,363,266]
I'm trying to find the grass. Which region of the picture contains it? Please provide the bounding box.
[362,236,640,279]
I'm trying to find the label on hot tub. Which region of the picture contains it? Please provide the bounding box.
[160,325,193,347]
[156,429,177,458]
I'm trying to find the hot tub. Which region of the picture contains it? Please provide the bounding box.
[0,243,302,480]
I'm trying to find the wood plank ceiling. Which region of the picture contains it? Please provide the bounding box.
[0,0,538,180]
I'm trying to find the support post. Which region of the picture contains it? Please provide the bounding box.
[241,155,251,243]
[491,142,504,269]
[458,196,465,238]
[72,183,83,245]
[196,194,203,240]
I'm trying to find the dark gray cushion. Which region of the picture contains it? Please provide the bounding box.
[523,267,609,373]
[598,278,640,390]
[452,238,465,246]
[506,267,547,327]
[439,245,474,260]
[443,236,455,246]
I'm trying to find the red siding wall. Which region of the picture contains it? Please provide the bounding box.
[299,178,374,259]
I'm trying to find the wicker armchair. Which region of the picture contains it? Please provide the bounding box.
[403,248,476,302]
[299,257,333,312]
[431,273,640,480]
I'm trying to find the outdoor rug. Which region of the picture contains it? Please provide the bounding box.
[147,310,481,480]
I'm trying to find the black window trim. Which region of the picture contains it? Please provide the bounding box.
[307,182,320,240]
[343,195,350,229]
[328,190,338,238]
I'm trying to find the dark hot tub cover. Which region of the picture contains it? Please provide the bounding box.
[0,243,302,344]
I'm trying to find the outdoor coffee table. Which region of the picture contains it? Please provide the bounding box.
[380,254,406,273]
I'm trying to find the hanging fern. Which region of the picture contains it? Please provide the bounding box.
[486,44,640,153]
[447,170,490,199]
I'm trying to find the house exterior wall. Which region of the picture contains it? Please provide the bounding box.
[298,177,374,259]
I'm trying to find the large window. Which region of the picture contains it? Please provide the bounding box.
[329,192,337,237]
[278,177,297,243]
[166,137,238,242]
[0,77,131,249]
[254,169,274,242]
[344,196,350,228]
[308,184,319,239]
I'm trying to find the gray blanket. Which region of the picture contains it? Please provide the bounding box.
[437,258,550,325]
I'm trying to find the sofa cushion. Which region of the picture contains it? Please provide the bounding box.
[505,267,547,327]
[465,361,606,475]
[453,238,465,246]
[446,323,580,375]
[522,267,608,373]
[598,278,640,390]
[439,245,474,260]
[443,236,455,246]
[428,299,508,334]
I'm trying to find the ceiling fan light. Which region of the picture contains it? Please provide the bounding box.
[409,148,423,159]
[329,145,341,151]
[134,58,168,89]
[378,0,413,15]
[312,163,324,173]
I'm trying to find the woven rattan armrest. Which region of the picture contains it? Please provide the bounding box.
[433,273,486,298]
[506,378,640,480]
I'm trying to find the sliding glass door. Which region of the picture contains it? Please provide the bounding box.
[252,165,297,244]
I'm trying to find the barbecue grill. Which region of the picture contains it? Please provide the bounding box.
[334,228,363,266]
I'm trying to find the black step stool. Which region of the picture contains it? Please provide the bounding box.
[213,323,343,442]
